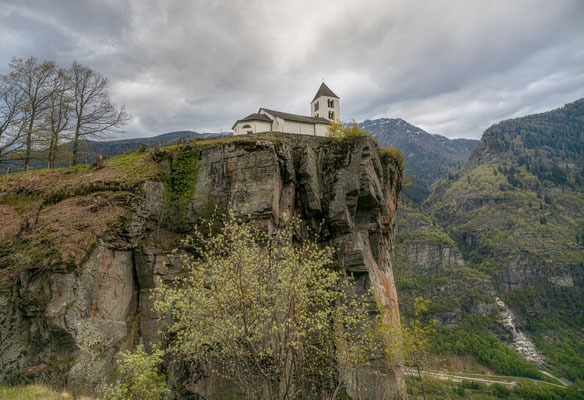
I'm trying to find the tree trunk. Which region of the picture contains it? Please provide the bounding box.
[417,365,427,400]
[24,111,35,171]
[72,121,81,166]
[47,134,56,168]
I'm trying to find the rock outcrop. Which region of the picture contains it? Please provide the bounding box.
[0,136,405,398]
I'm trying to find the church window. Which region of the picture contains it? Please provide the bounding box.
[328,99,334,107]
[242,124,251,129]
[314,101,319,111]
[328,111,335,119]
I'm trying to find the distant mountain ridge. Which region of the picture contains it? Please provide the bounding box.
[359,118,479,203]
[81,130,223,158]
[470,98,584,171]
[423,98,584,384]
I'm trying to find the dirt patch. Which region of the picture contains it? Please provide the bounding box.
[0,205,21,243]
[23,191,132,266]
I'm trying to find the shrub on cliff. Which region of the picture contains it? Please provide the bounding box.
[327,119,368,141]
[102,345,169,400]
[380,146,405,172]
[153,210,391,399]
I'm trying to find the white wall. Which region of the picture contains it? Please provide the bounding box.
[310,95,340,122]
[233,109,329,137]
[315,123,329,137]
[282,121,316,135]
[233,120,272,135]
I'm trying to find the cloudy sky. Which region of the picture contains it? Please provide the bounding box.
[1,0,583,139]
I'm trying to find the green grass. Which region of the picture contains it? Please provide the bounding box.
[0,384,93,399]
[406,376,584,399]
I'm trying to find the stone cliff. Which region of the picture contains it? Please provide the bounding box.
[0,135,406,398]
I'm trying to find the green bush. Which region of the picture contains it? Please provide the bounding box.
[327,119,367,141]
[380,146,405,171]
[492,383,510,398]
[103,345,169,400]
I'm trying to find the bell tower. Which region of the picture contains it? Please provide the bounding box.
[310,82,340,121]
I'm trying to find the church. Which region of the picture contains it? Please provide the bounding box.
[232,83,340,136]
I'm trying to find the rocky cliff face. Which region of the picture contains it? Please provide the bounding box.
[0,135,406,399]
[393,205,495,328]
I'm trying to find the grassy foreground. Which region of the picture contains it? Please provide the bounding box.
[0,385,93,400]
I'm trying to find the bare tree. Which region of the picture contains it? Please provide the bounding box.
[7,57,56,170]
[69,61,131,166]
[43,69,72,168]
[0,77,27,165]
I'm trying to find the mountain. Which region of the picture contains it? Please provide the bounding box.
[418,99,584,385]
[74,130,224,159]
[359,118,478,203]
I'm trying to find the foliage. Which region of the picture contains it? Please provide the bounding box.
[161,145,200,229]
[327,119,368,141]
[405,377,584,400]
[102,345,169,400]
[505,288,584,385]
[476,98,584,185]
[399,297,437,400]
[432,316,544,380]
[154,210,391,399]
[380,146,405,172]
[398,230,455,247]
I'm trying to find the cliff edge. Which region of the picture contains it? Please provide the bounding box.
[0,135,405,398]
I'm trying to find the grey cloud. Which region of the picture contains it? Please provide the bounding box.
[1,0,583,139]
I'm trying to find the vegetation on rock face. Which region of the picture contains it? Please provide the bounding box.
[152,210,393,399]
[0,150,162,285]
[161,145,200,229]
[102,345,169,400]
[0,136,292,286]
[433,316,543,379]
[380,146,405,172]
[327,119,368,141]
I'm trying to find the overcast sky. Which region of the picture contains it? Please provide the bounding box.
[1,0,583,140]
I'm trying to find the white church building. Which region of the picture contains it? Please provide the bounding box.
[232,83,340,137]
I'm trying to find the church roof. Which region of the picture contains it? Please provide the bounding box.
[232,112,273,129]
[260,108,330,125]
[311,82,339,102]
[239,113,273,123]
